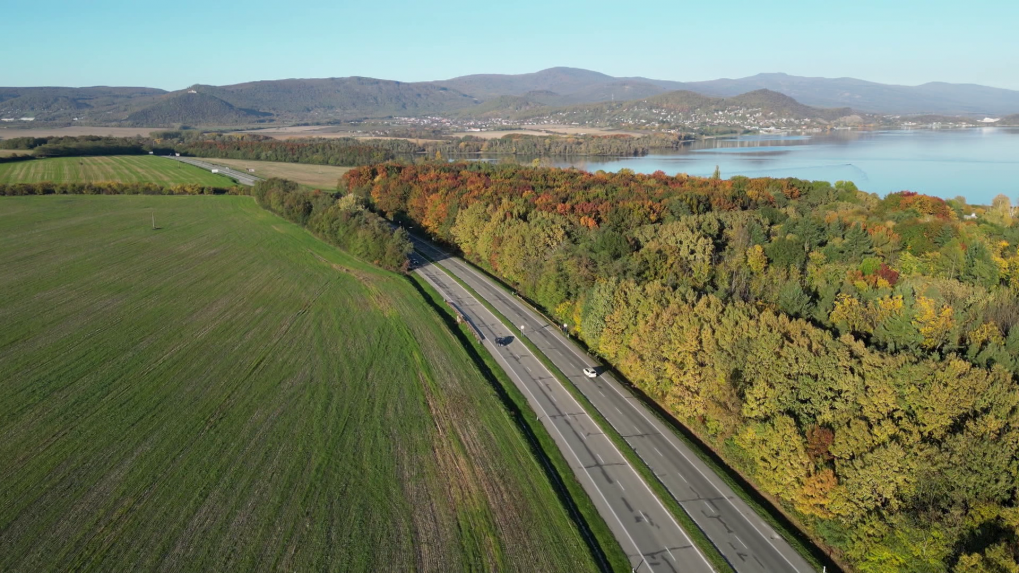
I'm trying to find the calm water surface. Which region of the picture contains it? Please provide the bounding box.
[536,128,1019,204]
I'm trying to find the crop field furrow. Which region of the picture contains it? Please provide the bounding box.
[114,157,144,182]
[0,156,235,186]
[0,195,597,572]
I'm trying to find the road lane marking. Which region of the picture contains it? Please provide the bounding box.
[418,254,715,573]
[604,380,804,572]
[449,257,717,573]
[414,266,656,560]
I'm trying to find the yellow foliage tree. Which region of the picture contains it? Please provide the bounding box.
[968,322,1004,349]
[735,416,813,502]
[830,294,872,335]
[872,295,905,325]
[794,468,837,518]
[912,296,955,350]
[746,244,768,274]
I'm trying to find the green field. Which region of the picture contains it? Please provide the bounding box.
[0,196,597,572]
[0,155,235,186]
[191,157,352,190]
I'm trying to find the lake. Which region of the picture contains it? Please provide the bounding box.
[531,128,1019,204]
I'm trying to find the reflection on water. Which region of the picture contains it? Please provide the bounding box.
[691,145,817,153]
[470,128,1019,204]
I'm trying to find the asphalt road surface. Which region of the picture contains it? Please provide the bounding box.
[164,156,262,186]
[412,237,816,573]
[412,251,715,573]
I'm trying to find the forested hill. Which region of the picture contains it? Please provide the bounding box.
[0,79,480,125]
[452,95,553,117]
[684,73,1019,115]
[193,77,479,119]
[125,80,479,125]
[0,86,166,121]
[432,67,674,105]
[5,70,1016,126]
[435,68,1019,115]
[125,92,271,126]
[725,89,854,119]
[344,162,1019,572]
[433,67,623,99]
[458,88,860,126]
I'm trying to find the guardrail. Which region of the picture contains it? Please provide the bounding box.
[445,299,484,342]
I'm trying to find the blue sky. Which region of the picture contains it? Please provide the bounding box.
[6,0,1018,90]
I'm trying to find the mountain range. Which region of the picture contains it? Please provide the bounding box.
[1,67,1018,128]
[433,68,1019,115]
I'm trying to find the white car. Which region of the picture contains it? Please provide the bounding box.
[583,367,598,378]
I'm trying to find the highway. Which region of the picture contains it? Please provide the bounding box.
[412,237,816,573]
[164,156,262,186]
[158,153,811,571]
[411,251,715,573]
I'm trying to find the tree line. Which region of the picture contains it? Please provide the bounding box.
[0,181,241,196]
[345,161,1019,573]
[0,135,167,158]
[428,133,694,157]
[0,176,411,273]
[0,134,403,165]
[2,133,698,169]
[173,137,399,166]
[251,178,411,271]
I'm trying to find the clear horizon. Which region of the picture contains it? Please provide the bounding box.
[5,0,1017,91]
[7,67,1019,93]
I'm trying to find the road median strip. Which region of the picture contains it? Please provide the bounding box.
[407,272,631,573]
[414,246,734,573]
[420,244,834,572]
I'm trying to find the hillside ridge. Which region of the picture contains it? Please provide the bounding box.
[2,68,1018,125]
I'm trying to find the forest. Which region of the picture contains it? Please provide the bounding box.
[344,162,1019,573]
[163,132,691,162]
[0,133,697,167]
[428,133,693,157]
